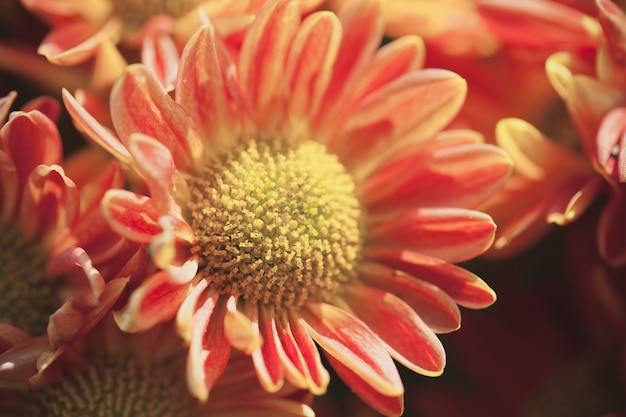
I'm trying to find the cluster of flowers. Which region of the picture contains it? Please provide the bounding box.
[0,0,625,416]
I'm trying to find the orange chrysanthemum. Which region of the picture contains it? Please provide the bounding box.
[0,91,145,389]
[63,0,512,415]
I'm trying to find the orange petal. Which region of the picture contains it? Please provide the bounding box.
[357,262,460,333]
[300,301,403,397]
[366,248,496,308]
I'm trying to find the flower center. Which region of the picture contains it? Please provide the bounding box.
[0,224,62,335]
[188,140,362,310]
[21,355,198,417]
[109,0,205,36]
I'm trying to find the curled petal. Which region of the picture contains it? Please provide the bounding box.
[342,284,445,376]
[102,189,165,243]
[287,311,330,394]
[114,271,191,332]
[0,324,30,354]
[251,306,285,392]
[0,336,50,389]
[300,301,403,397]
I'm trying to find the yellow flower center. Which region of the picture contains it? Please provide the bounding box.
[21,354,198,417]
[188,140,362,310]
[0,224,62,335]
[109,0,206,36]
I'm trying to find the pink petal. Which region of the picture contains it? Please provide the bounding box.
[187,292,231,401]
[477,0,600,50]
[597,107,626,180]
[238,0,299,130]
[21,96,61,123]
[1,110,62,187]
[342,284,445,376]
[287,310,330,394]
[62,89,132,165]
[332,70,467,168]
[176,24,239,152]
[368,207,496,263]
[324,353,404,417]
[0,324,31,353]
[299,301,403,397]
[366,248,497,308]
[359,140,512,213]
[286,11,341,121]
[357,262,461,333]
[114,271,191,332]
[110,64,203,173]
[19,165,79,240]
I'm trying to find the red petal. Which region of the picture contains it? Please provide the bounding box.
[286,11,341,120]
[176,24,239,152]
[110,65,203,173]
[368,207,496,263]
[357,262,460,333]
[1,110,62,187]
[477,0,599,50]
[238,0,300,130]
[20,165,78,240]
[598,189,626,267]
[114,271,190,332]
[101,189,164,243]
[366,248,496,308]
[251,306,285,392]
[287,311,330,394]
[324,353,404,417]
[342,284,445,376]
[333,70,467,168]
[0,151,18,222]
[359,139,512,213]
[187,292,231,401]
[299,301,403,397]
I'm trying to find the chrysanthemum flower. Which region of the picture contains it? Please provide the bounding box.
[0,91,145,388]
[0,314,315,417]
[63,0,512,415]
[21,0,323,89]
[477,0,626,264]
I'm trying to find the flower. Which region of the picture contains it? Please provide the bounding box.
[63,0,513,415]
[0,314,316,416]
[20,0,324,90]
[0,91,145,388]
[476,0,626,264]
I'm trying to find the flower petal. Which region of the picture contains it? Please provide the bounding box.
[101,189,165,243]
[0,336,50,389]
[299,301,403,397]
[342,284,445,376]
[598,188,626,267]
[114,271,191,332]
[238,0,300,130]
[110,64,203,173]
[332,70,467,168]
[224,297,262,354]
[366,248,496,308]
[187,291,231,402]
[176,23,241,153]
[359,139,512,213]
[324,353,404,417]
[357,262,460,333]
[0,151,18,222]
[367,207,496,263]
[251,305,285,393]
[286,11,341,122]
